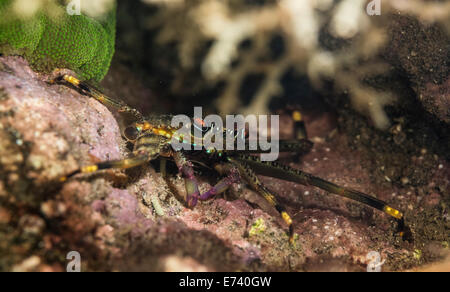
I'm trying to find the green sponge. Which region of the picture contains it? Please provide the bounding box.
[0,0,116,82]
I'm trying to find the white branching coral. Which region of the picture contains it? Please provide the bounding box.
[143,0,449,129]
[10,0,115,19]
[330,0,368,39]
[280,0,319,51]
[194,1,261,80]
[78,0,116,19]
[387,0,450,23]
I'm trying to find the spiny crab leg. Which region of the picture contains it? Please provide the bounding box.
[60,155,150,182]
[227,157,296,243]
[233,153,410,238]
[54,74,144,121]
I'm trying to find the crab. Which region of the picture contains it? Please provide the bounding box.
[55,74,410,243]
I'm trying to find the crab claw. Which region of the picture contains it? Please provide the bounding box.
[187,194,199,208]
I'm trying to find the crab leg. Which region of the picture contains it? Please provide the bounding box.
[60,154,150,182]
[233,154,408,237]
[232,139,313,154]
[227,157,296,243]
[54,74,143,121]
[290,109,308,140]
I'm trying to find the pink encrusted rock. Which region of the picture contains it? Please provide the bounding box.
[0,55,137,270]
[0,56,122,183]
[104,188,153,236]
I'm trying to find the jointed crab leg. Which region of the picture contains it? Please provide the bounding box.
[227,157,295,243]
[172,152,240,207]
[60,155,150,182]
[278,139,313,153]
[55,74,144,121]
[233,154,407,236]
[232,139,313,154]
[291,110,308,140]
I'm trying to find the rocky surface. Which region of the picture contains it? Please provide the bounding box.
[0,55,448,272]
[384,15,449,124]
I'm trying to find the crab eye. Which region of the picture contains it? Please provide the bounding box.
[124,126,140,141]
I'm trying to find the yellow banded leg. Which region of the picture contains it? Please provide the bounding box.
[306,176,406,226]
[383,206,403,220]
[56,75,143,120]
[291,110,308,140]
[233,154,410,239]
[60,155,150,182]
[258,187,295,244]
[383,206,406,237]
[229,157,296,244]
